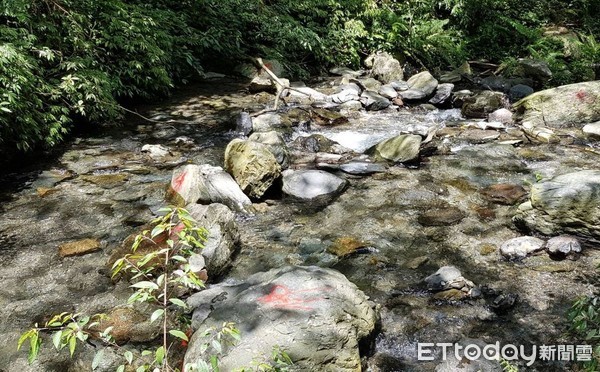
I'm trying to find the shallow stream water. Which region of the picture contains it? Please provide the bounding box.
[0,78,598,371]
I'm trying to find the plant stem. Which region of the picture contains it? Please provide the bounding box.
[163,243,170,371]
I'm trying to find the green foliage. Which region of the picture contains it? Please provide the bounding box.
[568,295,600,371]
[499,358,519,372]
[234,346,294,372]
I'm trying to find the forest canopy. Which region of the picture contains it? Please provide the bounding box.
[1,0,598,153]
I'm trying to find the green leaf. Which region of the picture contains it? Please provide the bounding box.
[212,340,222,353]
[155,346,165,364]
[130,281,159,290]
[52,330,63,349]
[150,309,164,323]
[124,350,133,364]
[116,365,125,372]
[17,330,33,351]
[136,366,146,372]
[151,225,165,238]
[169,298,187,309]
[69,336,77,356]
[169,329,188,341]
[92,349,104,370]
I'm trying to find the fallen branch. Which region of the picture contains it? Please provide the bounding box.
[254,58,313,112]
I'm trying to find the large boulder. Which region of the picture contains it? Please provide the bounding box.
[513,81,600,128]
[513,170,600,242]
[462,91,507,118]
[186,203,240,277]
[166,164,251,212]
[370,134,422,163]
[368,52,404,83]
[224,139,282,199]
[400,71,438,101]
[249,131,290,169]
[184,266,377,371]
[282,170,348,202]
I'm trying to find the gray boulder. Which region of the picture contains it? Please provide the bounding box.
[378,84,398,99]
[360,91,391,111]
[166,164,251,212]
[369,52,404,83]
[282,170,348,201]
[509,84,534,102]
[252,113,292,133]
[462,91,507,118]
[406,71,438,98]
[236,112,253,135]
[371,134,422,163]
[488,108,514,125]
[500,236,546,260]
[517,58,552,82]
[424,266,475,292]
[184,266,377,371]
[513,81,600,129]
[224,139,282,199]
[429,83,454,105]
[514,170,600,242]
[546,235,582,258]
[249,131,290,169]
[186,203,240,277]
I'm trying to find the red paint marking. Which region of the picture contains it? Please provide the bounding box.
[257,284,329,311]
[576,89,587,101]
[172,171,186,192]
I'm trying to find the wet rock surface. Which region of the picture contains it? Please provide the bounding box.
[1,76,599,371]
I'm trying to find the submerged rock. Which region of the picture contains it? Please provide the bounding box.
[58,238,101,257]
[185,266,377,371]
[514,170,600,241]
[480,183,527,205]
[371,134,422,163]
[500,236,545,260]
[282,170,347,202]
[224,139,282,199]
[418,206,465,226]
[424,266,475,297]
[166,164,251,212]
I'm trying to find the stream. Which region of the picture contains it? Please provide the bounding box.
[0,77,598,372]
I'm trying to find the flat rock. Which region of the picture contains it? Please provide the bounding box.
[360,91,391,111]
[252,113,292,133]
[480,184,527,205]
[546,235,581,258]
[58,238,101,257]
[418,206,465,226]
[185,266,377,371]
[371,134,422,163]
[429,83,454,105]
[282,170,347,201]
[500,236,545,260]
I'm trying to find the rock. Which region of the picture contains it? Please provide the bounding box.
[390,81,409,91]
[583,121,600,137]
[378,85,398,99]
[371,134,422,163]
[224,139,281,199]
[488,108,514,125]
[546,236,582,258]
[405,256,429,269]
[58,238,101,257]
[517,58,552,82]
[330,67,364,77]
[186,203,240,277]
[428,83,454,105]
[248,59,285,93]
[514,81,600,129]
[252,113,292,133]
[95,307,160,344]
[249,131,290,169]
[330,89,360,104]
[509,84,534,102]
[439,62,472,83]
[327,237,369,257]
[80,174,128,189]
[360,91,391,111]
[285,87,329,105]
[406,71,438,98]
[185,266,377,371]
[391,97,404,107]
[141,144,171,159]
[480,184,527,205]
[460,129,500,144]
[282,170,347,201]
[337,161,386,175]
[369,52,404,83]
[292,134,351,154]
[418,206,465,226]
[435,339,504,372]
[500,236,545,260]
[424,266,475,293]
[166,164,252,212]
[462,91,507,118]
[514,170,600,241]
[358,77,383,92]
[399,89,427,101]
[311,108,349,126]
[452,89,474,107]
[236,112,253,135]
[339,100,364,112]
